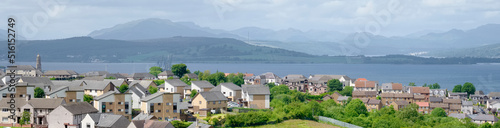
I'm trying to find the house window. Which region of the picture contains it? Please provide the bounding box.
[39,110,42,113]
[2,117,8,122]
[167,110,169,113]
[118,102,122,105]
[199,101,202,104]
[158,103,161,105]
[158,117,162,120]
[213,101,215,105]
[87,124,90,128]
[219,101,221,104]
[2,94,6,98]
[223,92,226,94]
[109,102,112,105]
[2,109,8,112]
[230,92,232,96]
[173,103,177,113]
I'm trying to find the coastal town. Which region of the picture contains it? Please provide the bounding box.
[0,55,499,128]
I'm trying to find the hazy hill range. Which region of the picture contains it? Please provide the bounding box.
[88,18,500,57]
[428,43,500,58]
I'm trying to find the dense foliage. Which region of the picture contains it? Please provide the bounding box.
[149,86,158,94]
[83,94,93,103]
[190,89,198,99]
[223,84,489,128]
[34,87,45,98]
[453,84,462,92]
[172,64,189,78]
[327,79,342,92]
[171,120,192,128]
[453,82,476,96]
[153,80,165,86]
[119,84,129,93]
[149,66,162,77]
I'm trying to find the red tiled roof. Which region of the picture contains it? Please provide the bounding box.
[411,87,430,94]
[415,102,429,107]
[392,83,403,90]
[356,78,368,81]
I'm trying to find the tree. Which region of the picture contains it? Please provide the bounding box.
[452,84,462,92]
[19,111,30,126]
[119,84,129,93]
[172,64,188,78]
[462,82,476,96]
[409,82,416,86]
[153,80,165,86]
[344,99,367,117]
[431,107,447,117]
[327,79,343,92]
[429,83,440,89]
[396,103,421,122]
[34,87,45,98]
[180,75,192,85]
[84,94,93,103]
[340,86,353,96]
[149,86,158,94]
[480,122,492,128]
[377,96,381,100]
[227,73,244,86]
[206,72,227,86]
[266,83,276,89]
[492,121,500,128]
[190,89,198,99]
[149,66,162,77]
[167,76,174,80]
[171,120,192,128]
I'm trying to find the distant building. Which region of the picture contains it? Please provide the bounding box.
[210,83,242,102]
[81,113,130,128]
[191,91,227,116]
[42,70,79,78]
[47,102,99,128]
[241,84,270,109]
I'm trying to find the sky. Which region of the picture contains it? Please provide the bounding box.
[2,0,500,40]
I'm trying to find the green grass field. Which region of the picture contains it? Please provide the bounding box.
[250,119,340,128]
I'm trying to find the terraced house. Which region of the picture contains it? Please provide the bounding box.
[381,83,403,93]
[42,70,79,79]
[80,80,117,97]
[20,98,65,125]
[93,91,132,120]
[140,92,188,121]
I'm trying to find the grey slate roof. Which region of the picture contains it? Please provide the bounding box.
[131,73,155,79]
[84,71,110,76]
[128,84,149,98]
[104,79,127,87]
[145,120,174,128]
[164,79,188,87]
[191,81,214,88]
[80,80,113,90]
[469,114,499,122]
[131,120,146,128]
[488,92,500,97]
[28,98,65,108]
[198,91,227,101]
[429,97,443,102]
[187,122,212,128]
[9,65,36,70]
[43,70,78,76]
[242,84,270,95]
[19,77,53,85]
[46,86,69,95]
[158,70,174,76]
[462,101,473,106]
[219,83,242,90]
[141,92,165,102]
[82,76,105,81]
[95,90,118,100]
[186,73,198,78]
[337,96,350,101]
[62,102,98,115]
[133,113,155,120]
[96,114,130,128]
[448,113,468,119]
[0,98,28,108]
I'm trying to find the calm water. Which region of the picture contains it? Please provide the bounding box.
[2,62,500,94]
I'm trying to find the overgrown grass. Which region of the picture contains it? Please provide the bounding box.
[249,119,340,128]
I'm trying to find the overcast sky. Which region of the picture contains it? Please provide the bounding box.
[2,0,500,40]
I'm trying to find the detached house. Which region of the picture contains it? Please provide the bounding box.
[7,65,42,77]
[127,83,150,109]
[93,91,132,120]
[366,99,382,112]
[191,91,228,116]
[241,85,270,109]
[20,98,65,125]
[140,92,188,121]
[47,102,98,128]
[0,98,28,124]
[158,71,175,79]
[210,83,242,101]
[191,81,215,93]
[462,101,474,114]
[159,79,188,99]
[282,74,308,92]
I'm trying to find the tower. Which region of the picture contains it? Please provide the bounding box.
[36,54,41,71]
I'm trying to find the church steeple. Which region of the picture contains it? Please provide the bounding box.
[36,54,41,71]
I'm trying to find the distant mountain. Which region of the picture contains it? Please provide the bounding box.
[88,18,242,40]
[89,19,500,57]
[427,43,500,58]
[0,36,322,63]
